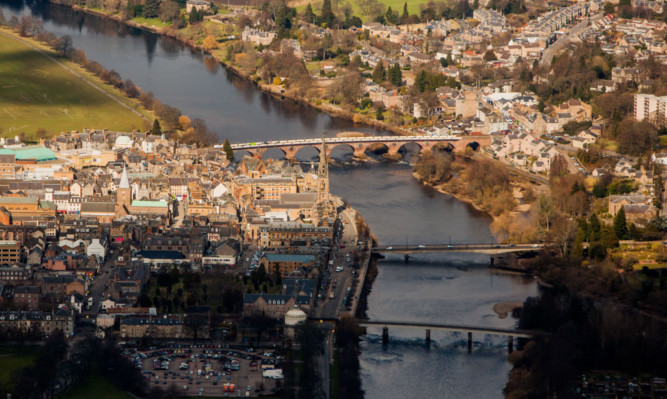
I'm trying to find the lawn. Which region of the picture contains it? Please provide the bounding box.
[131,17,172,29]
[0,346,38,392]
[0,30,148,138]
[58,373,132,399]
[289,0,427,21]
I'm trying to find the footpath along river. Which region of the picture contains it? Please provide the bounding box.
[1,2,538,397]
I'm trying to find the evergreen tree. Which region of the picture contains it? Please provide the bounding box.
[151,119,162,136]
[446,52,454,65]
[223,138,234,161]
[572,227,586,258]
[320,0,335,27]
[402,2,409,21]
[275,4,292,38]
[589,213,601,242]
[371,62,386,83]
[439,57,448,68]
[302,3,315,23]
[614,207,629,239]
[143,0,160,18]
[601,226,619,249]
[473,0,479,9]
[389,63,402,86]
[385,6,398,24]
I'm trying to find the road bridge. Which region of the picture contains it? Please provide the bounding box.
[359,320,545,353]
[373,243,544,255]
[228,135,491,158]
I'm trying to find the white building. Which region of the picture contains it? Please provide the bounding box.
[634,94,667,126]
[86,238,107,260]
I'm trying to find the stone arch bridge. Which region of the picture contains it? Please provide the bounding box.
[228,135,491,159]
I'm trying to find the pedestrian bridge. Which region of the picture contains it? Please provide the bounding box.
[359,320,539,338]
[372,243,544,255]
[359,319,546,352]
[228,135,491,158]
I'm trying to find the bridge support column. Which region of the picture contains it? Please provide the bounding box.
[508,336,514,354]
[425,329,431,345]
[467,332,472,354]
[404,254,410,263]
[382,327,389,345]
[490,255,495,266]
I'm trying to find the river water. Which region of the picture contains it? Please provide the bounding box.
[1,2,538,397]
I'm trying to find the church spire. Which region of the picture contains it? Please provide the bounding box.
[119,165,130,189]
[318,132,328,179]
[317,133,329,201]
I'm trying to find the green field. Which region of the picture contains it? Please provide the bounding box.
[0,30,149,138]
[58,373,133,399]
[0,346,38,392]
[290,0,428,21]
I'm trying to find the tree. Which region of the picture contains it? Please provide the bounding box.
[158,0,180,22]
[223,138,234,161]
[389,63,402,86]
[274,3,292,38]
[143,0,160,18]
[320,0,335,27]
[54,35,73,56]
[538,196,555,232]
[589,213,601,242]
[385,6,398,24]
[203,35,219,50]
[484,49,497,62]
[400,2,409,23]
[614,207,629,240]
[371,62,386,83]
[151,119,162,136]
[302,3,315,23]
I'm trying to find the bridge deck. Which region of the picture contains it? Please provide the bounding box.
[359,320,540,338]
[372,244,543,254]
[229,135,462,150]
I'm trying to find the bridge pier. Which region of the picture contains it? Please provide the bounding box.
[490,255,494,266]
[508,336,514,354]
[467,332,472,353]
[404,254,410,263]
[382,327,389,345]
[425,329,431,345]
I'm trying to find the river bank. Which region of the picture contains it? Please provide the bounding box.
[46,1,413,137]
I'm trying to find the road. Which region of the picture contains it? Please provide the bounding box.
[540,13,602,66]
[87,251,122,314]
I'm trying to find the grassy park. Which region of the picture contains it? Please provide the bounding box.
[289,0,427,21]
[57,373,133,399]
[0,30,149,138]
[0,346,38,393]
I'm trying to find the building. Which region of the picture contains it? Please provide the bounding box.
[634,94,667,127]
[0,241,21,265]
[13,286,40,310]
[186,0,211,13]
[0,310,74,338]
[120,314,210,339]
[260,254,316,277]
[243,293,296,319]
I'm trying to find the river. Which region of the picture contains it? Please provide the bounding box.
[1,2,538,397]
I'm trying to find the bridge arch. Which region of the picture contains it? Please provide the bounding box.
[466,141,481,152]
[292,146,320,161]
[233,150,255,161]
[396,141,423,155]
[328,143,355,159]
[261,147,287,160]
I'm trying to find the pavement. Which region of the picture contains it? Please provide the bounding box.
[135,346,278,397]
